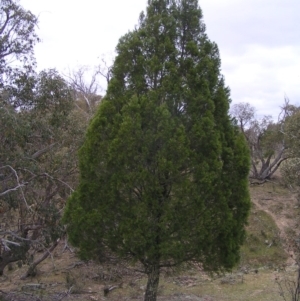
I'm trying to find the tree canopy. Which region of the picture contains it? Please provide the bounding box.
[0,0,99,278]
[0,0,39,88]
[63,1,251,300]
[281,106,300,195]
[0,69,90,276]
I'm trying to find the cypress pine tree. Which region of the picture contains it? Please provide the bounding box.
[63,1,250,300]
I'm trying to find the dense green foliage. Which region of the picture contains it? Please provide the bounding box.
[64,0,251,300]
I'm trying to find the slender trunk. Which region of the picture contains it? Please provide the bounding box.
[251,159,258,179]
[21,239,59,279]
[144,264,160,301]
[295,265,300,301]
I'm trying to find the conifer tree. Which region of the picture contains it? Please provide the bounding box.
[63,1,251,300]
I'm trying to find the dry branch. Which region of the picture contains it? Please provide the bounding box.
[21,239,60,279]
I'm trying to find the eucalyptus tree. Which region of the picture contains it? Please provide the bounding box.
[231,101,289,181]
[0,70,88,276]
[281,107,300,194]
[0,0,39,88]
[0,0,90,276]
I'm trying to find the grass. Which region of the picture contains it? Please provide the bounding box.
[0,181,298,301]
[240,208,288,268]
[104,267,297,301]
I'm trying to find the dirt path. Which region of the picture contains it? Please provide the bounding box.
[250,183,300,265]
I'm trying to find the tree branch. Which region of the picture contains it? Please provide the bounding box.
[21,239,60,279]
[31,142,57,159]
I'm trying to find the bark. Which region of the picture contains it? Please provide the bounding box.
[250,146,288,180]
[144,264,160,301]
[294,266,300,301]
[21,239,59,279]
[31,143,57,159]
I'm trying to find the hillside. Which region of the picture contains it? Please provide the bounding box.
[0,181,299,301]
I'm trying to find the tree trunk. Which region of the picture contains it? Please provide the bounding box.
[21,239,59,279]
[144,264,160,301]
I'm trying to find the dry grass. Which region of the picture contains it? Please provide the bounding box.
[1,180,300,301]
[240,208,288,268]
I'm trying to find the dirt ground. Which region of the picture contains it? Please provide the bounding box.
[250,180,300,264]
[1,179,300,301]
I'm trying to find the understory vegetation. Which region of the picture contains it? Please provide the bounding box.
[0,182,299,301]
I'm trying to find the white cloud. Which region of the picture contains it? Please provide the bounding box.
[222,45,300,117]
[19,0,300,116]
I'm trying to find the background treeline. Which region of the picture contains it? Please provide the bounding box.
[231,100,300,187]
[0,0,106,276]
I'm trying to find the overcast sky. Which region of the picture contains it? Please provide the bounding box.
[20,0,300,118]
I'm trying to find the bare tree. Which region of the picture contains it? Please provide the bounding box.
[231,102,255,135]
[276,268,300,301]
[96,57,112,85]
[231,101,289,180]
[66,66,102,115]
